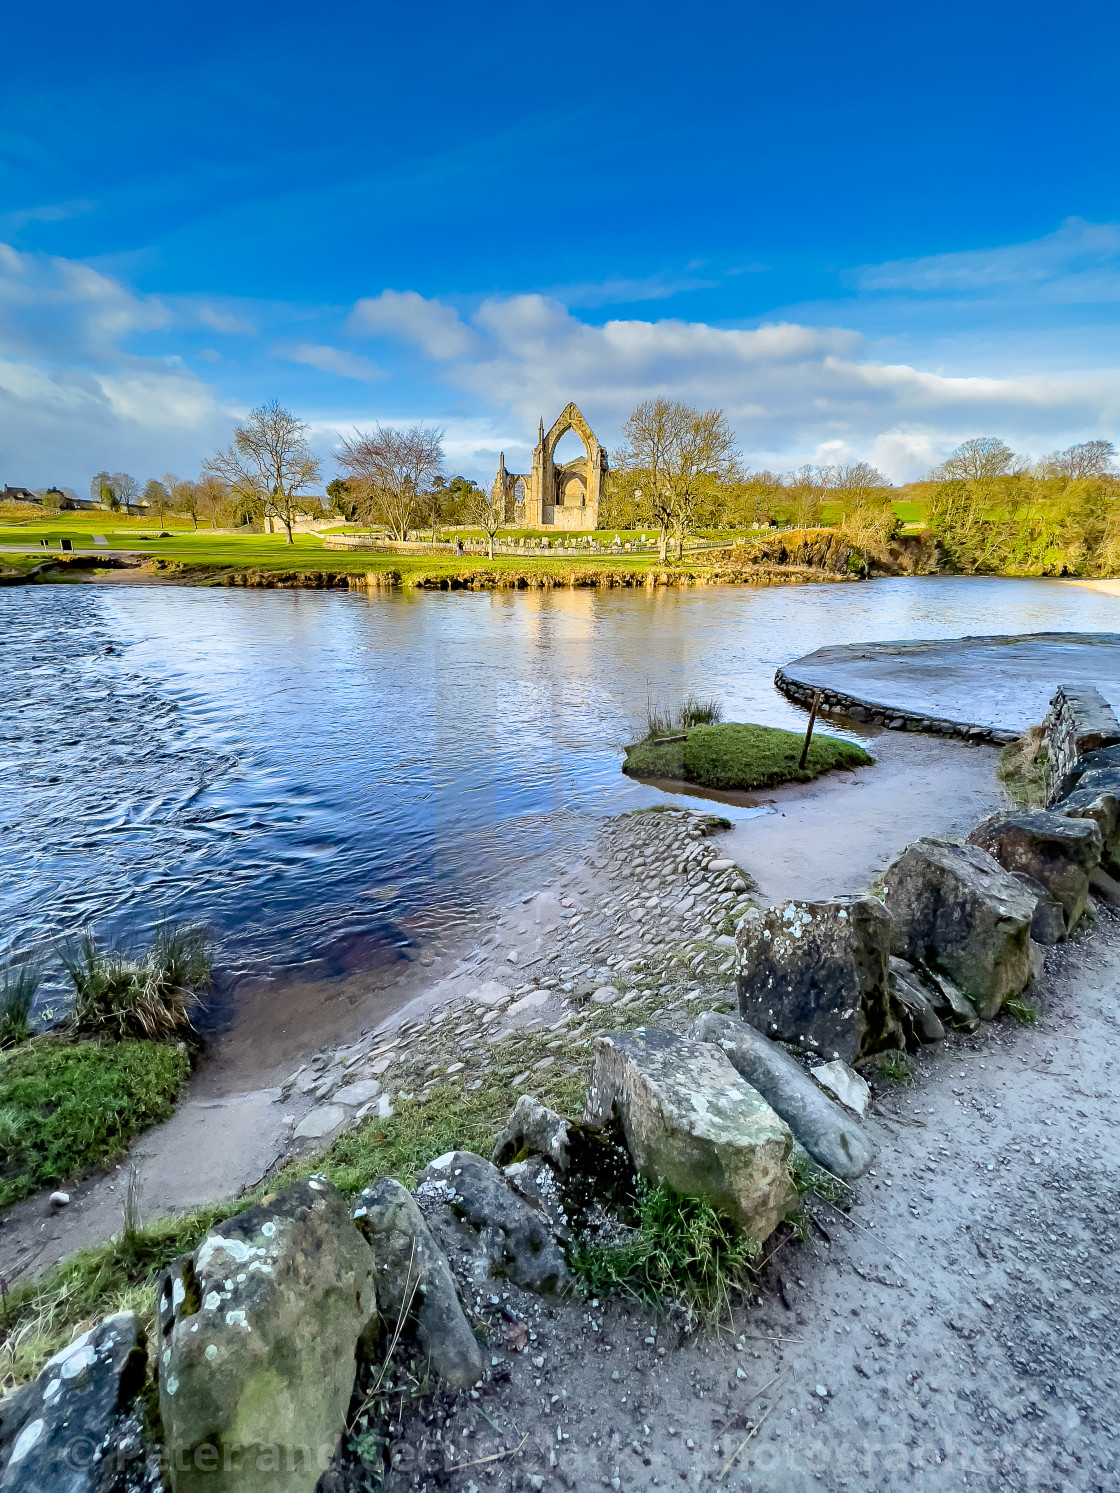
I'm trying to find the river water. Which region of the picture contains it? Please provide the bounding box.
[3,577,1118,1010]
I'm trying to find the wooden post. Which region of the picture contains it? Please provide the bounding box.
[799,690,823,769]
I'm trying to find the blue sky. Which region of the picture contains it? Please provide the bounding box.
[3,0,1120,490]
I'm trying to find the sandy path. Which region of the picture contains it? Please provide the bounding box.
[722,732,1005,905]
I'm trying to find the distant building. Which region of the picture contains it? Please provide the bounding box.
[491,403,606,531]
[2,485,39,504]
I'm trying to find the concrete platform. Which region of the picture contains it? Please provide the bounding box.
[776,631,1120,739]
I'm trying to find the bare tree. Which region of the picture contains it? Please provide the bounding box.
[110,472,140,510]
[469,481,505,560]
[822,461,897,547]
[824,461,889,497]
[143,478,172,527]
[204,401,321,544]
[1040,440,1115,480]
[931,437,1023,483]
[89,471,116,509]
[335,424,444,541]
[615,399,740,562]
[162,472,201,529]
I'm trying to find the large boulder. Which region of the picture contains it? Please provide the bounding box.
[584,1027,796,1243]
[157,1177,377,1493]
[353,1179,481,1389]
[968,809,1101,932]
[736,896,898,1064]
[1061,761,1120,804]
[1056,787,1120,874]
[883,839,1035,1020]
[0,1313,146,1493]
[415,1152,570,1295]
[690,1011,875,1180]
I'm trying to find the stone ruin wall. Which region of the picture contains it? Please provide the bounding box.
[1044,684,1120,803]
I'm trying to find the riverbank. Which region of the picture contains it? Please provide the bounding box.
[1,549,869,592]
[0,724,1006,1286]
[0,522,917,591]
[7,743,1120,1489]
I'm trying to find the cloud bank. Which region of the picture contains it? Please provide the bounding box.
[5,220,1120,488]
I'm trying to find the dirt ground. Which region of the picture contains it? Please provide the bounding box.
[376,914,1120,1493]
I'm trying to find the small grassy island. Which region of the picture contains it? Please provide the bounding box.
[624,720,873,790]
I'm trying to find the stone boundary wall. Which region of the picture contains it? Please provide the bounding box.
[774,667,1018,745]
[1044,684,1120,803]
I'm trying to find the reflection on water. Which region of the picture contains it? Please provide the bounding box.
[2,577,1117,999]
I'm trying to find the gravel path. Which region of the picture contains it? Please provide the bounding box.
[372,909,1120,1493]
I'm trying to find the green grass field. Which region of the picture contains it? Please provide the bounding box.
[624,722,873,789]
[0,508,930,588]
[0,514,756,585]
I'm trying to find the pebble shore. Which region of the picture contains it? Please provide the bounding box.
[278,808,756,1150]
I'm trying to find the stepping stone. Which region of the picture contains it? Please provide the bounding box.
[293,1103,347,1140]
[333,1080,381,1108]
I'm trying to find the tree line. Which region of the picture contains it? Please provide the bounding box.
[87,400,1120,573]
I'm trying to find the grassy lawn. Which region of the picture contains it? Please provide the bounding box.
[0,514,889,589]
[624,722,873,789]
[0,1039,191,1210]
[0,521,728,585]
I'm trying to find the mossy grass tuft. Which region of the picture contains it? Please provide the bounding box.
[572,1179,761,1327]
[872,1049,913,1086]
[1002,995,1038,1025]
[0,1038,190,1210]
[644,692,724,738]
[60,923,210,1042]
[624,721,872,791]
[0,968,39,1049]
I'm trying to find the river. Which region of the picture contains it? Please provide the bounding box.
[3,577,1118,1016]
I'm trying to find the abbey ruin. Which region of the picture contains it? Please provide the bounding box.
[491,402,606,531]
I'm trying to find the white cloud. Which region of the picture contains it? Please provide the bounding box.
[342,287,1120,480]
[191,302,257,336]
[0,199,96,233]
[282,343,385,382]
[545,271,719,308]
[347,289,476,358]
[0,242,227,485]
[853,217,1120,302]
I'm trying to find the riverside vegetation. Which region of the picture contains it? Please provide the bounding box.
[7,425,1120,589]
[0,926,209,1209]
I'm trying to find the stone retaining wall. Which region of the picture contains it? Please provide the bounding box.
[774,667,1017,744]
[1043,684,1120,803]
